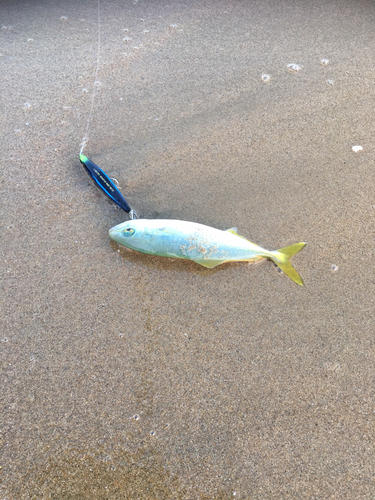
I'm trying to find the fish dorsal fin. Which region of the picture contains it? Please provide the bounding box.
[226,228,248,240]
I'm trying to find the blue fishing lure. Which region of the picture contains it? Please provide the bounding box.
[79,154,131,213]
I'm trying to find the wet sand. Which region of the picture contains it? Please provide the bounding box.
[1,0,374,498]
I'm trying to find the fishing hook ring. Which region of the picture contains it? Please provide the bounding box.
[129,209,138,220]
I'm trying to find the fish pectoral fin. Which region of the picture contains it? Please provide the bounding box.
[193,258,225,269]
[226,228,248,241]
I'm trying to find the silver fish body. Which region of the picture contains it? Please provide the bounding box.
[109,219,306,285]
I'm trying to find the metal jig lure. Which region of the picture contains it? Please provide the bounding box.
[79,154,135,215]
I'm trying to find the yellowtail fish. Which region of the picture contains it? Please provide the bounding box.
[109,219,306,285]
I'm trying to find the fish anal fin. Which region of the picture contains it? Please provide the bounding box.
[193,259,225,269]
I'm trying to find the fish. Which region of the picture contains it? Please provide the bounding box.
[109,219,306,286]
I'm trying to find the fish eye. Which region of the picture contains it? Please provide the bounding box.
[123,228,135,237]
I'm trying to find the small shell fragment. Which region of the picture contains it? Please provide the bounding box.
[320,58,329,66]
[261,73,271,82]
[326,79,334,86]
[352,145,363,153]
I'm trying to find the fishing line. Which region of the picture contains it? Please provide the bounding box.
[80,0,101,154]
[78,0,137,219]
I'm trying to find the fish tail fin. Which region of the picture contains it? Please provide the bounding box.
[270,242,306,286]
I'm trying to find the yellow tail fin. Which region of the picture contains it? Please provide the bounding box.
[271,242,306,286]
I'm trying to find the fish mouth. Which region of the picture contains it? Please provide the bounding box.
[109,225,122,240]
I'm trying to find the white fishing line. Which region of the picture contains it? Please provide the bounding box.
[80,0,101,154]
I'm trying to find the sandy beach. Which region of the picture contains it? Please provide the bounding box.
[1,0,374,498]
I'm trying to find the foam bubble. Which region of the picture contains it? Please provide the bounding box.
[331,264,338,272]
[287,63,303,72]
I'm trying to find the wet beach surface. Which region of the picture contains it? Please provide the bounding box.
[1,0,374,498]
